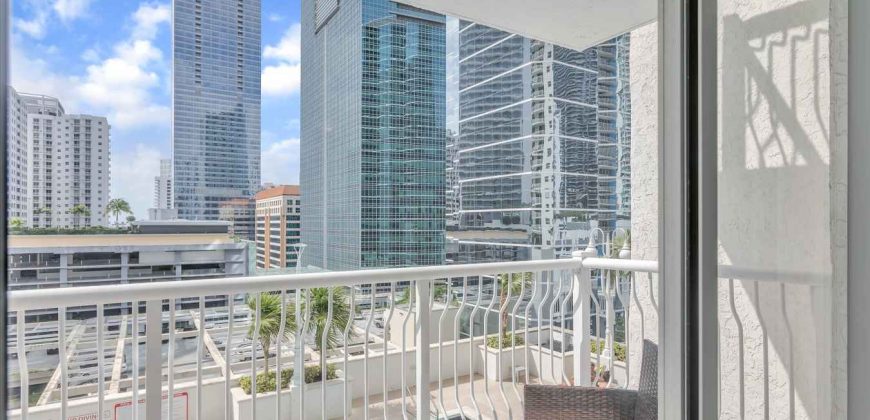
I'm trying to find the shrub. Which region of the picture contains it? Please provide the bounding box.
[239,368,293,395]
[239,364,339,395]
[589,339,626,362]
[303,364,338,384]
[9,226,130,235]
[486,333,525,349]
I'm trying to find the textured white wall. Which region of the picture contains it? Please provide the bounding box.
[628,0,846,417]
[627,21,659,389]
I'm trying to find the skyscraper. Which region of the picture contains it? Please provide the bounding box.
[7,87,28,222]
[153,159,172,210]
[446,21,631,263]
[7,89,112,228]
[300,0,446,270]
[172,0,261,220]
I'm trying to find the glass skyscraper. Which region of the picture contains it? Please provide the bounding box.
[446,20,631,263]
[301,0,446,270]
[172,0,261,220]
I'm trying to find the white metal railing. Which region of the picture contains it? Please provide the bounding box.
[7,245,659,420]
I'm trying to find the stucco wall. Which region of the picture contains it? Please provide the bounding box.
[629,0,846,418]
[628,21,660,390]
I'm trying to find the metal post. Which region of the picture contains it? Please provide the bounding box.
[572,244,596,386]
[145,299,163,419]
[415,280,431,419]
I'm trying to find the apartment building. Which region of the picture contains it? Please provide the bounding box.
[254,185,301,270]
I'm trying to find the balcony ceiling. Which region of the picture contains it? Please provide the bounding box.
[396,0,656,52]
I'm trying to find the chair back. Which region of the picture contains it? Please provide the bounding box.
[634,339,658,420]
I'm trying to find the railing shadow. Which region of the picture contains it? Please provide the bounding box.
[718,1,835,419]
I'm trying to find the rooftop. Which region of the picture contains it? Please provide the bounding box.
[254,185,300,201]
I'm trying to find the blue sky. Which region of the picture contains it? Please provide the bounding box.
[10,0,303,219]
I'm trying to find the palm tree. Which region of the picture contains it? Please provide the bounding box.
[303,287,354,351]
[105,199,132,226]
[70,204,90,227]
[496,272,532,340]
[9,218,24,229]
[247,293,296,376]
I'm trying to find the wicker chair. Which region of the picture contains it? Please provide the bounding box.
[524,340,658,420]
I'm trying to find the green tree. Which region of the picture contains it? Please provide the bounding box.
[105,199,132,226]
[496,272,532,340]
[126,215,136,224]
[70,204,91,227]
[247,293,296,376]
[303,287,354,351]
[395,283,448,305]
[9,218,24,229]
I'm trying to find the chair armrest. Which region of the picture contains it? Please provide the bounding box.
[524,385,638,420]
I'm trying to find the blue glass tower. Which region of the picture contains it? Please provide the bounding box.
[446,20,631,263]
[173,0,261,220]
[301,0,446,270]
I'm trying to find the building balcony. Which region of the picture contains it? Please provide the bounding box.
[7,242,663,420]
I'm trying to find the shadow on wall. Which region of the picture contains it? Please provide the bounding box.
[718,1,834,420]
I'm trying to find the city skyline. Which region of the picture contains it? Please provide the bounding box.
[9,0,305,219]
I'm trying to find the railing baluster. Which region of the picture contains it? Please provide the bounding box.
[168,299,175,419]
[559,271,572,385]
[615,272,630,388]
[383,283,396,420]
[145,299,162,418]
[415,278,432,420]
[573,248,594,387]
[59,305,67,418]
[604,271,616,387]
[482,276,497,418]
[301,289,312,419]
[523,272,540,388]
[224,295,233,420]
[322,287,334,420]
[295,289,306,420]
[362,285,373,420]
[468,276,483,417]
[591,272,603,383]
[198,296,205,420]
[549,270,564,384]
[277,290,287,419]
[401,281,414,419]
[251,293,260,420]
[342,287,355,420]
[17,310,29,420]
[454,276,468,419]
[497,273,513,419]
[510,272,525,402]
[97,303,105,418]
[132,300,140,420]
[538,270,551,385]
[437,279,451,417]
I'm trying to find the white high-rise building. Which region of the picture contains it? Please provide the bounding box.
[17,91,111,228]
[7,87,29,222]
[153,159,172,209]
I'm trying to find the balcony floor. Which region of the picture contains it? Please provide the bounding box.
[351,373,533,419]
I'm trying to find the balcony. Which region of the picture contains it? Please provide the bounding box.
[7,245,661,419]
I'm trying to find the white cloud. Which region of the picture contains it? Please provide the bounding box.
[268,13,284,22]
[261,138,300,185]
[14,14,49,39]
[111,144,163,220]
[262,23,301,96]
[12,2,172,129]
[264,24,301,62]
[53,0,92,22]
[131,3,171,40]
[262,64,301,96]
